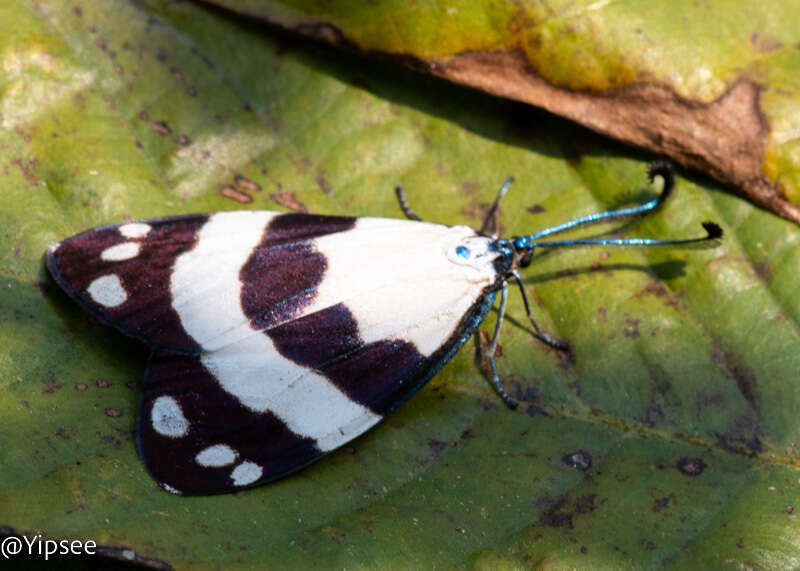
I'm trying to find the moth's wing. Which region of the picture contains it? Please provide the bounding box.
[45,211,357,353]
[136,214,501,494]
[46,214,211,353]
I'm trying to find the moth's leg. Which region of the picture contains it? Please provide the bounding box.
[511,270,569,350]
[486,283,519,408]
[479,177,515,238]
[394,186,423,222]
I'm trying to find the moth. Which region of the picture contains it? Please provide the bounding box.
[47,161,721,495]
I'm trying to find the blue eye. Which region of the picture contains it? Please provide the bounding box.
[455,246,470,259]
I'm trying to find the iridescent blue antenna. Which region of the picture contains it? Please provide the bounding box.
[528,160,676,241]
[486,161,723,408]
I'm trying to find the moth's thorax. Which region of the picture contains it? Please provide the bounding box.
[442,227,503,284]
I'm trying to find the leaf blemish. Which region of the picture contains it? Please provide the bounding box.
[221,186,253,204]
[152,121,171,135]
[623,316,641,339]
[527,204,545,214]
[676,457,707,477]
[562,450,593,471]
[270,191,308,213]
[539,494,600,529]
[234,175,262,192]
[651,493,675,512]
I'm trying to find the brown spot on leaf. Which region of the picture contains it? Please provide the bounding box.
[42,375,64,394]
[562,450,592,471]
[315,174,332,195]
[557,348,575,370]
[270,191,308,213]
[637,538,656,551]
[55,427,76,441]
[753,259,772,282]
[695,389,727,412]
[96,379,110,388]
[750,32,783,52]
[12,158,37,187]
[234,174,261,192]
[623,316,640,339]
[677,457,707,476]
[221,186,253,204]
[152,121,171,135]
[428,439,451,459]
[176,134,191,146]
[75,383,88,391]
[634,280,680,310]
[644,399,667,427]
[713,430,762,457]
[461,181,478,195]
[652,493,675,512]
[710,339,760,410]
[527,204,545,214]
[105,408,123,418]
[187,86,198,97]
[525,404,545,416]
[540,494,600,529]
[190,46,214,69]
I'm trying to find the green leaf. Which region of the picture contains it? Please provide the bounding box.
[0,0,798,568]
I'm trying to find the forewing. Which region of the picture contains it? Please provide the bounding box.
[47,215,210,352]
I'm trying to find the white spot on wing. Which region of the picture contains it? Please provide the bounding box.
[119,222,151,238]
[151,395,189,437]
[231,461,263,487]
[195,444,238,467]
[87,274,127,307]
[161,483,181,495]
[101,242,141,261]
[173,211,382,452]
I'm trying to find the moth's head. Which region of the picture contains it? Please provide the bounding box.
[510,236,535,269]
